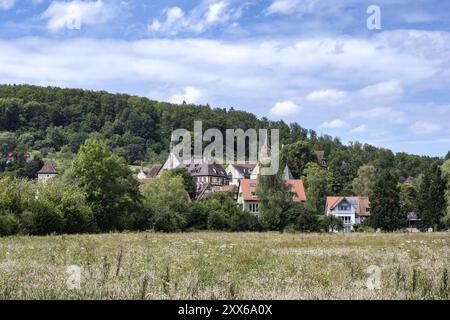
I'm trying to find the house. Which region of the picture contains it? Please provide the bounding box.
[237,176,307,213]
[225,162,256,186]
[325,196,370,232]
[37,160,58,184]
[183,161,229,189]
[315,150,328,169]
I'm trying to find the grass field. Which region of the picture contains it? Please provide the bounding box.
[0,232,449,300]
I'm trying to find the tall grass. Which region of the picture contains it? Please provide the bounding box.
[0,232,449,300]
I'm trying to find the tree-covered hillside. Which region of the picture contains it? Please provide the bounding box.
[0,84,443,188]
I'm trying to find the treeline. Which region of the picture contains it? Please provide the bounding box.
[1,139,449,236]
[0,139,338,236]
[0,84,442,193]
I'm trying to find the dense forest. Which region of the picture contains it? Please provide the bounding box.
[0,84,445,189]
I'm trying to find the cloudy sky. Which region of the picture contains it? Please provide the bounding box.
[1,0,449,156]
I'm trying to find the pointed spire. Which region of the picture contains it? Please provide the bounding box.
[283,165,293,181]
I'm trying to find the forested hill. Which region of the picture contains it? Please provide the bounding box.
[0,84,444,187]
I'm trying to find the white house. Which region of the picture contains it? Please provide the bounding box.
[225,162,256,186]
[325,196,371,232]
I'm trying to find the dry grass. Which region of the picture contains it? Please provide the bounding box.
[0,232,449,300]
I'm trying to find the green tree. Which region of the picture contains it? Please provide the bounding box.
[417,163,446,230]
[38,179,95,234]
[281,141,315,178]
[289,202,319,232]
[399,182,418,214]
[352,165,377,196]
[368,170,405,231]
[167,168,197,200]
[141,171,190,232]
[319,215,343,233]
[72,139,141,231]
[302,162,334,214]
[257,167,293,231]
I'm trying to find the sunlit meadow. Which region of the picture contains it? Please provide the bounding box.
[0,232,449,300]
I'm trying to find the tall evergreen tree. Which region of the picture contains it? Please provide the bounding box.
[417,162,446,230]
[441,159,450,228]
[368,170,405,231]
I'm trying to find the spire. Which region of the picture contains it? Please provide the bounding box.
[38,160,58,174]
[283,165,293,181]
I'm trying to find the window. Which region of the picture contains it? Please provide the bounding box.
[249,203,259,213]
[338,204,349,211]
[250,183,257,188]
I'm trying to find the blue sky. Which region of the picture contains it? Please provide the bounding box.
[1,0,449,157]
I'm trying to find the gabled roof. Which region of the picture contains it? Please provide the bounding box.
[183,162,228,178]
[239,179,306,202]
[38,160,58,174]
[326,196,370,217]
[230,162,256,178]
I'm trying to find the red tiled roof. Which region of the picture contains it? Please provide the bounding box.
[38,160,58,174]
[326,196,370,217]
[239,179,306,202]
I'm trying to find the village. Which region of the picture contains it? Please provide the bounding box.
[34,147,378,233]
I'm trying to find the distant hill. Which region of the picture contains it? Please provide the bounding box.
[0,84,441,185]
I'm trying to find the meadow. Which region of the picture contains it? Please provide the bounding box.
[0,232,449,300]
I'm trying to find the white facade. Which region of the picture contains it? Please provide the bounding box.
[325,197,370,232]
[328,199,356,232]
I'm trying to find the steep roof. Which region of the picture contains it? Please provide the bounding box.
[283,165,294,180]
[147,164,162,178]
[326,196,370,217]
[230,162,256,178]
[183,162,228,178]
[239,179,306,202]
[38,160,58,174]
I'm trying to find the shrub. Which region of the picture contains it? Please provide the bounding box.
[141,172,190,232]
[60,192,96,234]
[26,200,63,235]
[187,202,209,230]
[0,212,19,236]
[207,210,228,230]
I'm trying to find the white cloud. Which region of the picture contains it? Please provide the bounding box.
[265,0,300,16]
[359,79,404,98]
[349,124,368,134]
[168,87,203,104]
[410,121,441,134]
[349,107,407,124]
[306,89,347,103]
[149,7,184,33]
[149,1,240,35]
[0,0,15,10]
[269,101,301,117]
[41,0,114,32]
[320,119,346,129]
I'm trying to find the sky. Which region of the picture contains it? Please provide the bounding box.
[0,0,449,157]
